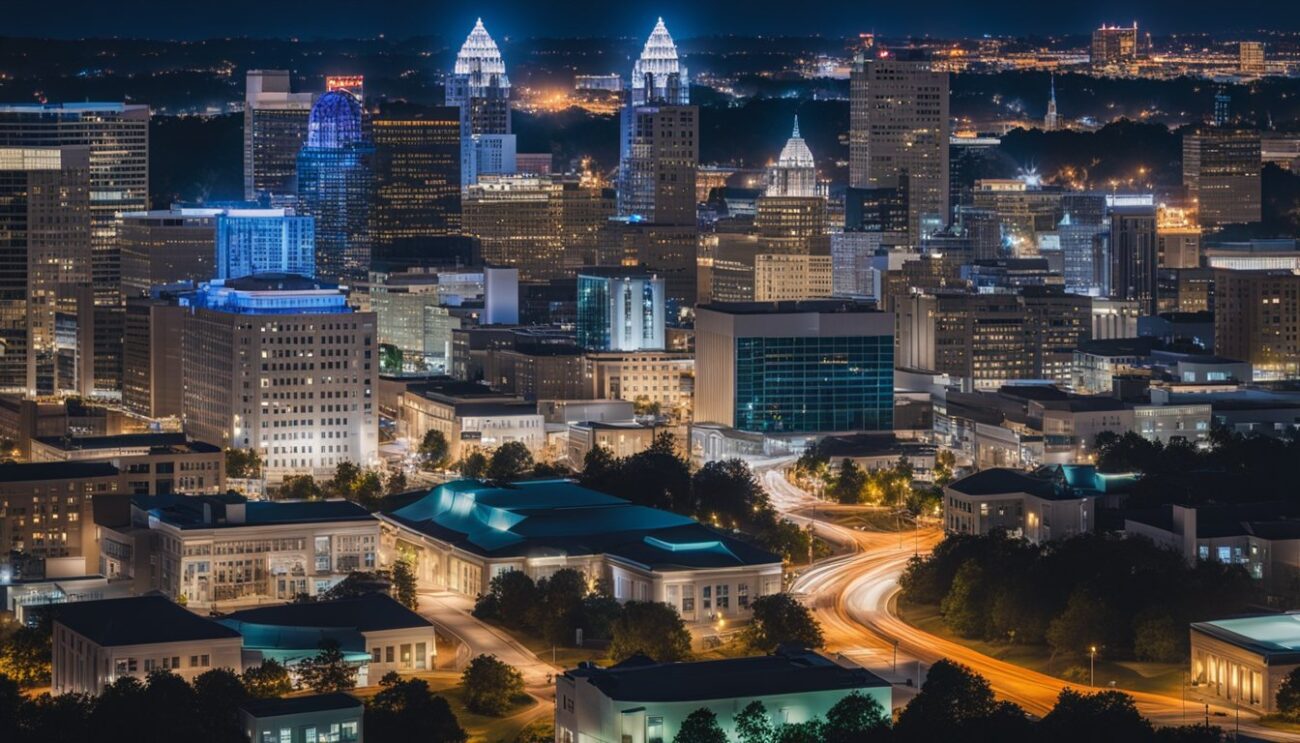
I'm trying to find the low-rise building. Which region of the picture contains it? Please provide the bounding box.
[218,593,436,687]
[568,421,657,466]
[584,351,695,422]
[1190,614,1300,714]
[29,432,225,495]
[1124,502,1300,588]
[943,467,1101,544]
[556,647,891,743]
[398,380,545,461]
[380,479,783,622]
[98,493,378,608]
[239,694,364,743]
[52,595,243,694]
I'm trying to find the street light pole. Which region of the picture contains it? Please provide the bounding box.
[1089,645,1097,687]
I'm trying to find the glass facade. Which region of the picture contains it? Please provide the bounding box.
[734,335,893,433]
[576,275,610,350]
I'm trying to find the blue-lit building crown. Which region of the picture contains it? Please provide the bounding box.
[181,275,352,315]
[306,91,363,149]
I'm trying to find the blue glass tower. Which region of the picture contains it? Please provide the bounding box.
[576,267,666,351]
[296,91,373,283]
[215,209,315,280]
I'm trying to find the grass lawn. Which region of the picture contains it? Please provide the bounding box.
[896,599,1185,696]
[1259,716,1300,735]
[823,507,911,533]
[344,670,542,742]
[485,620,606,668]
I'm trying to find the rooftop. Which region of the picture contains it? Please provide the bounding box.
[697,300,879,315]
[946,466,1123,501]
[240,693,362,719]
[138,494,374,530]
[0,461,119,483]
[221,593,432,633]
[567,647,888,703]
[385,479,781,570]
[34,432,221,455]
[53,596,240,647]
[1192,614,1300,662]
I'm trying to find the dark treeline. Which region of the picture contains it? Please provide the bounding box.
[900,532,1258,665]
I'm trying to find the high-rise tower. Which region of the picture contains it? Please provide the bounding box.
[1044,75,1060,131]
[446,20,515,186]
[849,49,950,239]
[296,91,374,282]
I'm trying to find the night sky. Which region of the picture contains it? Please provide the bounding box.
[6,0,1299,39]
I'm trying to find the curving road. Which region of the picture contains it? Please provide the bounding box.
[761,468,1289,740]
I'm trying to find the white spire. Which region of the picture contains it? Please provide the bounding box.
[454,18,508,83]
[776,115,815,168]
[631,17,689,104]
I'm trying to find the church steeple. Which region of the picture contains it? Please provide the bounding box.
[1044,74,1060,131]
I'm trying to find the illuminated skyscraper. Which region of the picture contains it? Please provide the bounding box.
[617,17,696,223]
[372,110,462,249]
[577,267,666,352]
[120,208,219,297]
[849,49,950,238]
[1183,128,1262,226]
[0,146,91,397]
[243,70,315,204]
[0,102,149,398]
[446,19,515,186]
[216,209,316,280]
[1091,24,1139,67]
[1108,204,1158,316]
[296,91,373,282]
[1239,42,1266,75]
[1044,75,1060,131]
[765,117,818,198]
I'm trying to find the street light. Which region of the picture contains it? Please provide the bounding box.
[1089,645,1097,687]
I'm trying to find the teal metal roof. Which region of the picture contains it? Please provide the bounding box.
[387,479,779,570]
[215,621,370,664]
[1192,614,1300,663]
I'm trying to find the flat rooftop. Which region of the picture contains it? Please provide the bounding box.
[138,494,374,530]
[53,595,240,647]
[697,300,878,315]
[240,693,361,719]
[1192,614,1300,662]
[34,432,221,455]
[567,647,888,702]
[0,461,119,483]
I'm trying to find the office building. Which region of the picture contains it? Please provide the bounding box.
[52,595,243,695]
[1109,204,1158,315]
[1239,41,1266,75]
[101,492,376,606]
[398,381,544,461]
[765,117,818,198]
[1157,206,1201,269]
[0,146,91,397]
[1214,268,1300,381]
[372,110,462,249]
[447,20,515,186]
[898,292,1036,389]
[297,91,373,283]
[30,432,224,495]
[584,351,695,422]
[695,301,894,433]
[608,222,701,312]
[239,695,364,743]
[568,421,656,465]
[1091,24,1139,67]
[0,462,122,575]
[556,648,890,743]
[243,70,315,203]
[366,270,460,374]
[119,209,217,298]
[178,275,379,483]
[577,267,666,352]
[617,19,697,225]
[215,208,315,280]
[380,479,783,611]
[755,195,830,255]
[849,49,950,237]
[462,175,614,280]
[123,297,186,420]
[943,468,1099,544]
[0,103,151,398]
[1183,128,1262,227]
[949,133,1001,218]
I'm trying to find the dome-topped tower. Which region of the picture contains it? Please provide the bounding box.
[305,90,363,149]
[766,116,819,197]
[631,17,689,106]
